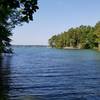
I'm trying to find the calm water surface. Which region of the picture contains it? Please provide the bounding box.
[0,47,100,100]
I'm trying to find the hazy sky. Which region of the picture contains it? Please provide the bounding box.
[12,0,100,45]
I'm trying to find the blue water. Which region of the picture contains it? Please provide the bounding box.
[0,46,100,100]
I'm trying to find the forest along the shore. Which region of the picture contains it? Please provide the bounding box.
[49,21,100,51]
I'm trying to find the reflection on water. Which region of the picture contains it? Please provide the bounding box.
[0,55,12,100]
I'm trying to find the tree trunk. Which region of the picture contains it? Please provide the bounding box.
[98,43,100,51]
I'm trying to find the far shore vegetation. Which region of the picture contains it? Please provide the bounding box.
[49,21,100,51]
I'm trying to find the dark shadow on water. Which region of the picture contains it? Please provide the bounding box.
[0,54,12,100]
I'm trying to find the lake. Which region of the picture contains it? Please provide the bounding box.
[0,46,100,100]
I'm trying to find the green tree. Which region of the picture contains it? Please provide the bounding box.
[94,21,100,50]
[0,0,39,26]
[79,25,95,49]
[0,25,12,53]
[49,35,57,47]
[49,23,97,50]
[0,0,39,53]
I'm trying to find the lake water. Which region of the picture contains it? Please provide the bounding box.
[0,46,100,100]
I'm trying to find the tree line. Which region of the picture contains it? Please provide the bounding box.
[0,0,38,53]
[49,22,100,50]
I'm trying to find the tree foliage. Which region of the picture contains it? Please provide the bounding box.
[0,0,38,53]
[0,0,39,26]
[49,22,100,50]
[0,25,12,53]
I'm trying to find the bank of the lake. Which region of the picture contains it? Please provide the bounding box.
[49,22,100,51]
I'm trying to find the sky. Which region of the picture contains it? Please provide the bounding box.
[12,0,100,45]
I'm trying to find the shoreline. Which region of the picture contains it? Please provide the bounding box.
[63,47,80,50]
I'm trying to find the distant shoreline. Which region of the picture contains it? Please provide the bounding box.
[11,45,100,51]
[63,47,80,50]
[12,45,48,47]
